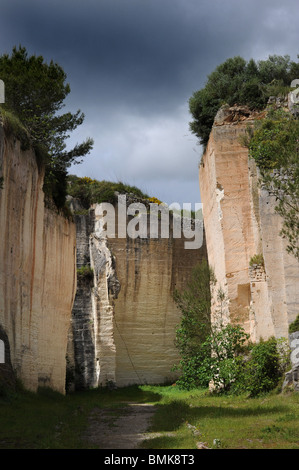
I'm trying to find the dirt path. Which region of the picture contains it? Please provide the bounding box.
[83,402,157,449]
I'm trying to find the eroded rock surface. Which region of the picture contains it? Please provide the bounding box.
[199,104,299,340]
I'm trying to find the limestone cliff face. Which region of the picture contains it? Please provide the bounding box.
[68,198,207,389]
[66,204,121,390]
[199,105,299,340]
[0,125,77,393]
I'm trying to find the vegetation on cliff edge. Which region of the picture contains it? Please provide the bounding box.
[189,54,299,148]
[0,45,94,209]
[246,108,299,260]
[173,262,290,396]
[189,54,299,259]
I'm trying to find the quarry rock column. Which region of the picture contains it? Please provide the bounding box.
[199,106,258,334]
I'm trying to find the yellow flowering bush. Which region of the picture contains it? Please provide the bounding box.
[147,196,162,205]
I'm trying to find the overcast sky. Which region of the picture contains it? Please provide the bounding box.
[1,0,299,206]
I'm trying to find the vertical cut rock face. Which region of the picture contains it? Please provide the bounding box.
[66,205,121,390]
[68,198,207,389]
[199,105,299,340]
[0,125,76,393]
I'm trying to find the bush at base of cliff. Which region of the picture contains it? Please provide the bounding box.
[174,276,289,396]
[173,260,214,390]
[231,337,290,397]
[174,323,252,393]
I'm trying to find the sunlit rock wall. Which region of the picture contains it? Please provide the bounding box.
[68,198,207,389]
[0,125,77,393]
[199,105,299,340]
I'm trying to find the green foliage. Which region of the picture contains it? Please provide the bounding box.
[0,46,94,209]
[67,174,149,208]
[173,260,214,389]
[43,167,69,210]
[247,109,299,260]
[189,54,299,147]
[1,384,299,449]
[289,314,299,334]
[215,326,250,386]
[248,108,299,169]
[200,323,250,394]
[174,268,251,393]
[249,254,264,267]
[238,338,283,397]
[77,265,94,282]
[174,264,289,396]
[0,107,31,150]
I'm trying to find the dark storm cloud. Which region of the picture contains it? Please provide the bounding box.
[1,0,213,113]
[0,0,299,205]
[1,0,298,112]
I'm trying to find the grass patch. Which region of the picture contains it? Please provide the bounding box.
[0,385,160,449]
[139,385,299,449]
[0,384,299,449]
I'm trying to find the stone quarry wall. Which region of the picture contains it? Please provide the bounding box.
[0,125,77,393]
[67,198,207,389]
[199,105,299,341]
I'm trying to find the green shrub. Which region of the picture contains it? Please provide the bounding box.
[249,254,264,267]
[240,337,281,397]
[201,324,250,394]
[247,109,299,260]
[77,265,94,282]
[289,315,299,334]
[0,107,31,150]
[189,54,299,148]
[67,175,149,209]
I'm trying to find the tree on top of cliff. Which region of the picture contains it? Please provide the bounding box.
[0,45,94,208]
[189,54,299,148]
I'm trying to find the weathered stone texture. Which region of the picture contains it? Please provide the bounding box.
[199,105,299,341]
[199,110,258,333]
[0,125,76,393]
[110,230,205,387]
[69,199,207,389]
